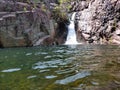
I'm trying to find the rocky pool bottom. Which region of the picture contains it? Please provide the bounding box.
[0,45,120,90]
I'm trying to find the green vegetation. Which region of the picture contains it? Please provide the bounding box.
[52,0,72,22]
[52,6,68,21]
[59,0,70,4]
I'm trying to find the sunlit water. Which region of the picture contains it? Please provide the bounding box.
[0,45,120,90]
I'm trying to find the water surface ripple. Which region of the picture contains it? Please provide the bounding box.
[0,45,120,90]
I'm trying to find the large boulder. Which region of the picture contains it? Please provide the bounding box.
[72,0,120,44]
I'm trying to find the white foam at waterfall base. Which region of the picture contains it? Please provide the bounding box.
[65,12,80,45]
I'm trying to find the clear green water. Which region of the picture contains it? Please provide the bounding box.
[0,45,120,90]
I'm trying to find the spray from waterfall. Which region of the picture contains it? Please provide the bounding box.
[65,12,79,45]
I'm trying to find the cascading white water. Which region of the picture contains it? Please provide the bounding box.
[65,12,79,45]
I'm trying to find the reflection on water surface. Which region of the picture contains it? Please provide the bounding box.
[0,45,120,90]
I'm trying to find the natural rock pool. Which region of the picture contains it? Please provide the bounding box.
[0,45,120,90]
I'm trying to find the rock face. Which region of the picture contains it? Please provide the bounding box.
[0,0,31,12]
[0,0,56,47]
[73,0,120,44]
[0,0,119,47]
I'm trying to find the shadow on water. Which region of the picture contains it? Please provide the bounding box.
[0,45,120,90]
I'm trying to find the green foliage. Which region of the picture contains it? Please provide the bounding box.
[52,0,72,22]
[23,7,27,11]
[58,0,72,10]
[41,4,47,12]
[59,0,68,4]
[52,6,68,22]
[58,0,73,4]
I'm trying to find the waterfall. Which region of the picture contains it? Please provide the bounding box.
[65,12,79,45]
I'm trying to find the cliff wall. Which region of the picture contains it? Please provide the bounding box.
[72,0,120,44]
[0,0,55,47]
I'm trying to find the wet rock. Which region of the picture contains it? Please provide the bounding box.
[82,33,90,40]
[34,35,54,46]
